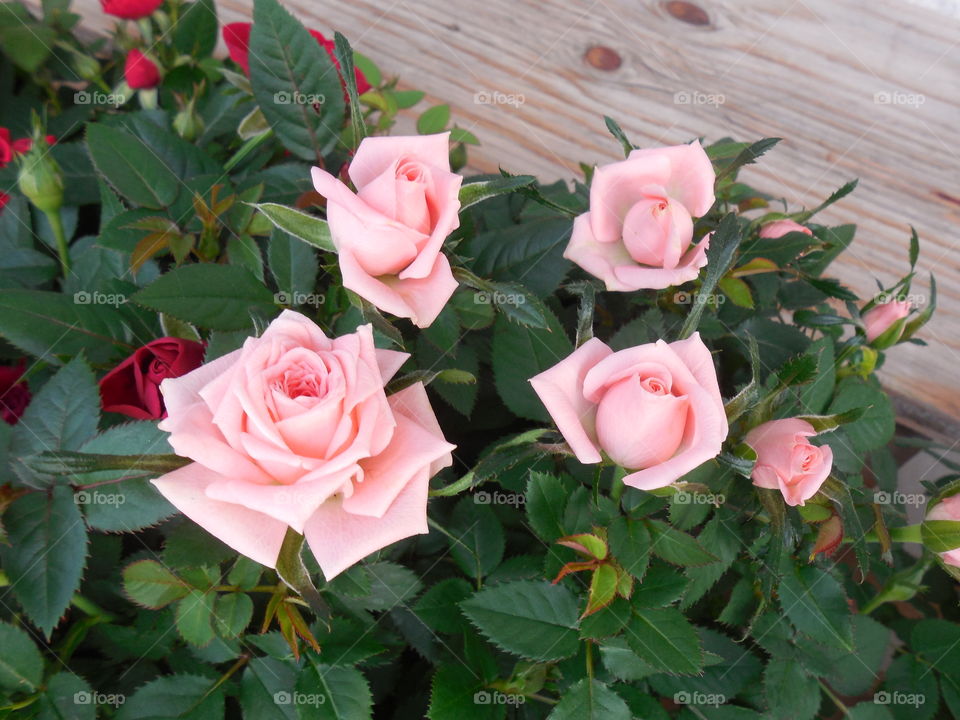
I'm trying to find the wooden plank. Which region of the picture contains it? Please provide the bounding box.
[31,0,960,425]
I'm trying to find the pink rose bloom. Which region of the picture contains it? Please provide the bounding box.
[529,333,727,490]
[564,141,715,291]
[863,300,911,343]
[151,311,455,579]
[758,219,812,238]
[926,495,960,567]
[311,133,461,328]
[745,419,833,507]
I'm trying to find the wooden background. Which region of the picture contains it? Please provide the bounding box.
[35,0,960,434]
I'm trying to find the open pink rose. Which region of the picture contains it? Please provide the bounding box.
[564,141,715,291]
[311,134,461,328]
[758,219,812,238]
[863,300,911,343]
[926,495,960,567]
[745,418,833,506]
[529,333,727,490]
[151,311,455,579]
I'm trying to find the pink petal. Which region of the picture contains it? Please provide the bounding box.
[304,471,431,580]
[398,169,462,280]
[611,234,709,291]
[588,154,672,244]
[529,338,612,464]
[347,133,452,189]
[151,463,287,568]
[564,213,637,292]
[667,332,728,437]
[376,348,409,383]
[629,141,715,217]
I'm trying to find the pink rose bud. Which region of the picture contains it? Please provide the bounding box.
[151,311,455,579]
[530,333,728,491]
[862,300,911,344]
[745,419,833,507]
[311,134,461,328]
[758,219,812,238]
[925,495,960,568]
[563,141,716,291]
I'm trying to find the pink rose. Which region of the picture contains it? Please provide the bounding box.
[758,219,812,238]
[529,333,728,490]
[926,495,960,567]
[311,134,461,328]
[563,141,715,291]
[151,311,455,579]
[745,419,833,506]
[863,300,911,343]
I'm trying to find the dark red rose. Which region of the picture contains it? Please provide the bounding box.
[100,0,162,19]
[100,337,205,420]
[0,361,31,425]
[124,49,160,89]
[0,127,56,168]
[222,22,370,94]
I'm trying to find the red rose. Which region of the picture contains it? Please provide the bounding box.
[100,338,205,420]
[100,0,162,19]
[0,361,30,425]
[0,128,56,167]
[222,22,370,94]
[124,49,160,89]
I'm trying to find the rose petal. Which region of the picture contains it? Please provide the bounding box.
[347,133,452,189]
[629,141,715,217]
[564,213,638,292]
[588,154,672,245]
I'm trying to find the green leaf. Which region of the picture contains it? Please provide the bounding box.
[678,214,742,339]
[0,4,55,72]
[647,520,717,567]
[132,263,277,331]
[255,203,335,252]
[122,560,190,609]
[764,659,820,720]
[240,657,297,720]
[353,561,423,611]
[12,355,99,462]
[248,0,346,160]
[525,472,569,542]
[0,289,132,363]
[76,421,177,532]
[631,565,688,607]
[427,666,504,720]
[86,123,180,209]
[116,674,224,720]
[626,607,703,674]
[714,137,781,183]
[333,32,366,148]
[414,578,473,634]
[175,589,215,647]
[585,564,620,616]
[608,517,651,579]
[459,175,537,210]
[269,227,319,300]
[547,678,631,719]
[0,622,43,693]
[172,0,218,58]
[417,105,450,134]
[827,376,895,453]
[603,115,635,156]
[448,497,504,579]
[491,309,572,422]
[214,592,254,638]
[460,580,580,661]
[295,660,373,719]
[881,654,938,720]
[37,672,95,720]
[779,565,853,650]
[0,487,89,637]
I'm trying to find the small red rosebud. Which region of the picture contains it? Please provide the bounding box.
[124,49,160,90]
[100,0,162,20]
[100,337,205,420]
[0,360,31,425]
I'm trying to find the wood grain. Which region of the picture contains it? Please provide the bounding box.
[33,0,960,426]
